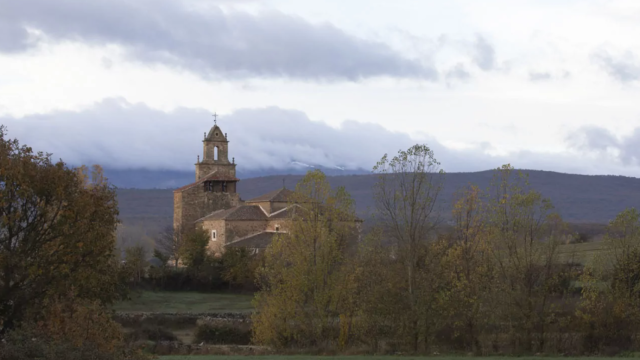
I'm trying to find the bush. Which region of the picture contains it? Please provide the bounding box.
[0,326,151,360]
[124,325,178,343]
[612,248,640,299]
[194,322,251,345]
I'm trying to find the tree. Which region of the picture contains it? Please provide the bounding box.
[123,246,148,286]
[221,247,259,290]
[252,169,358,349]
[577,208,640,352]
[350,230,406,352]
[0,126,121,334]
[485,164,568,352]
[441,185,494,353]
[179,228,210,270]
[156,225,186,269]
[602,208,640,266]
[371,144,445,351]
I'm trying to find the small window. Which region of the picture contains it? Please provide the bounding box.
[204,181,213,192]
[214,146,219,160]
[221,182,227,193]
[211,230,217,241]
[275,225,280,232]
[215,132,219,137]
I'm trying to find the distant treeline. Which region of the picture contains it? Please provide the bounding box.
[116,169,640,226]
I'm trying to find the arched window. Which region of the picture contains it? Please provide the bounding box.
[214,146,219,161]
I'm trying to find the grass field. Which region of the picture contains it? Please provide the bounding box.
[113,291,254,313]
[557,238,605,264]
[158,357,629,360]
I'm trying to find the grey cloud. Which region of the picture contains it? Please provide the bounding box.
[529,70,570,82]
[566,126,618,152]
[566,125,640,166]
[529,71,552,81]
[1,98,638,177]
[0,0,437,81]
[436,34,498,74]
[592,50,640,82]
[471,35,496,71]
[445,63,471,81]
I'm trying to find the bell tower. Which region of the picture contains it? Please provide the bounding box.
[174,114,241,233]
[195,114,236,181]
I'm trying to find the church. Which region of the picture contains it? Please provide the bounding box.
[173,120,299,254]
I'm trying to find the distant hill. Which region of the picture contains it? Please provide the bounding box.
[115,169,640,235]
[104,165,370,189]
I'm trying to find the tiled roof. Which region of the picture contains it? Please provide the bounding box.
[225,231,278,249]
[174,171,239,192]
[246,188,295,203]
[196,205,268,222]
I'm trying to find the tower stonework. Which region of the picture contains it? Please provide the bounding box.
[195,125,236,181]
[173,123,241,233]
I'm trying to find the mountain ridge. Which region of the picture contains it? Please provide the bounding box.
[115,168,640,235]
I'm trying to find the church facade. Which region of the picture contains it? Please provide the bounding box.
[173,122,297,254]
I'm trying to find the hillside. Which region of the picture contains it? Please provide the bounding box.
[116,169,640,234]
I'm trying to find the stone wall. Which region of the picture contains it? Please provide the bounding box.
[270,201,288,214]
[173,191,183,230]
[195,163,236,181]
[203,141,229,163]
[200,219,226,254]
[266,219,290,232]
[175,186,240,232]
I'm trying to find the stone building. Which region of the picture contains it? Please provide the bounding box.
[173,122,302,254]
[173,122,241,233]
[196,188,299,254]
[174,121,361,255]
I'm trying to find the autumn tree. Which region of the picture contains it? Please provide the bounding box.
[370,144,446,351]
[0,126,121,334]
[252,169,359,349]
[577,208,640,352]
[441,185,494,353]
[350,230,406,352]
[221,247,259,290]
[485,164,568,352]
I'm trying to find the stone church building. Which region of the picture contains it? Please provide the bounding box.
[173,121,299,254]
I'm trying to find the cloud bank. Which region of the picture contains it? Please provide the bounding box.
[0,0,436,81]
[592,50,640,83]
[567,126,640,166]
[1,98,637,177]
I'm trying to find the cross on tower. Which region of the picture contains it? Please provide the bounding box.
[212,112,218,125]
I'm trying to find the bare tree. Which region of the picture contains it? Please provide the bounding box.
[155,225,186,268]
[372,144,445,351]
[486,164,567,352]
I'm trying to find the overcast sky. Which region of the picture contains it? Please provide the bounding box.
[1,0,639,176]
